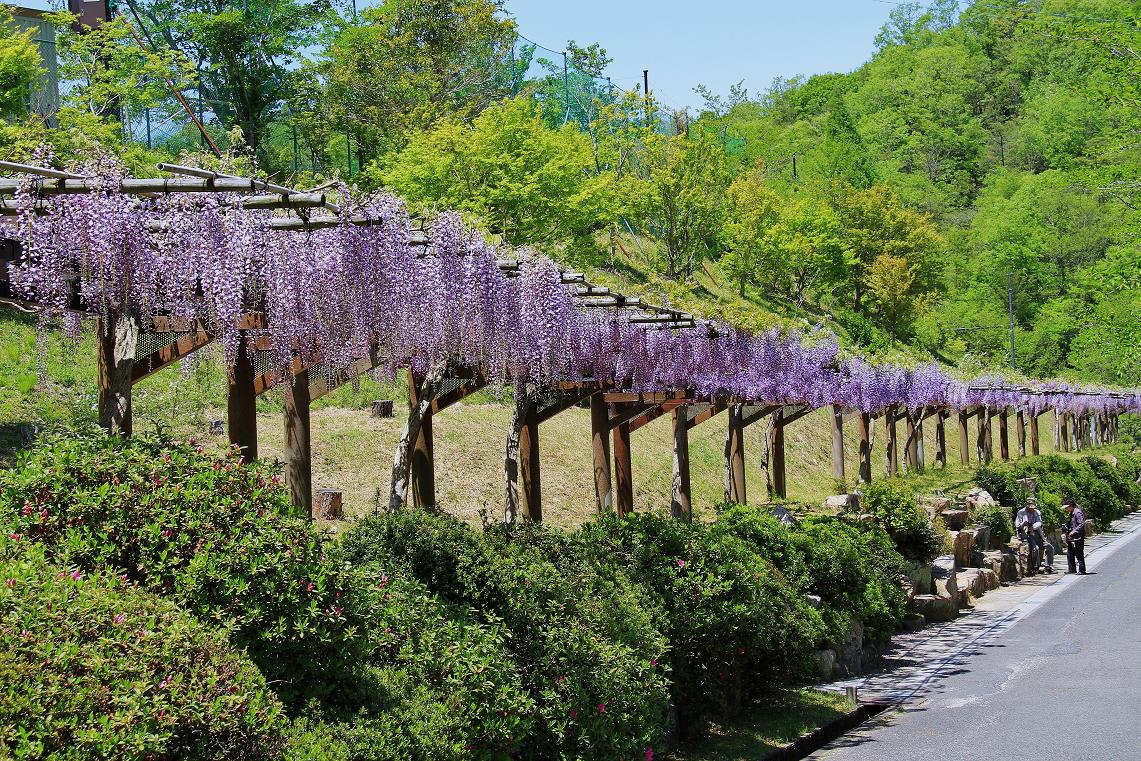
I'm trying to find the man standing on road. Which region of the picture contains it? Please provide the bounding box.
[1063,496,1087,574]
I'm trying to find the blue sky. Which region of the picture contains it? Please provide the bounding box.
[505,0,900,110]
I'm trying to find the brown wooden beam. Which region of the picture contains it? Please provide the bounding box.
[519,400,541,522]
[999,410,1010,460]
[935,410,947,468]
[886,406,899,476]
[627,399,686,433]
[831,404,845,484]
[408,368,435,510]
[603,391,689,404]
[725,405,747,504]
[307,347,385,402]
[227,332,258,461]
[614,421,633,516]
[536,387,596,425]
[671,407,692,520]
[430,373,489,414]
[858,411,873,483]
[1030,411,1041,455]
[608,402,658,431]
[958,409,971,466]
[770,408,787,499]
[97,312,138,436]
[283,370,312,517]
[591,394,612,513]
[739,403,778,429]
[1016,409,1027,457]
[131,328,212,384]
[780,405,815,427]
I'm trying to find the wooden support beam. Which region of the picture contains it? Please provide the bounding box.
[131,328,212,383]
[886,406,899,476]
[999,410,1010,460]
[591,394,612,513]
[687,401,731,430]
[671,407,692,520]
[958,409,971,466]
[1060,412,1070,452]
[283,370,312,517]
[935,410,947,468]
[916,416,926,470]
[519,401,541,522]
[1030,411,1041,455]
[307,347,384,401]
[831,404,845,484]
[97,312,139,436]
[739,403,778,429]
[780,405,814,427]
[905,414,919,472]
[770,408,787,499]
[408,368,435,510]
[614,421,633,517]
[536,387,596,425]
[608,402,657,431]
[602,391,689,404]
[627,399,686,433]
[858,412,873,483]
[430,373,489,414]
[1016,409,1027,457]
[227,332,258,461]
[723,405,748,504]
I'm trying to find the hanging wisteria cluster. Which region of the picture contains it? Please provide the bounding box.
[2,166,1138,418]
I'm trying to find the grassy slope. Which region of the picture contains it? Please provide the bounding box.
[4,312,1070,527]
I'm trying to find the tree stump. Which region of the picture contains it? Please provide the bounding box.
[314,489,343,520]
[209,419,224,436]
[371,399,394,418]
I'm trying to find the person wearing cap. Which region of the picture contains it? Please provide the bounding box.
[1062,496,1087,574]
[1015,498,1045,575]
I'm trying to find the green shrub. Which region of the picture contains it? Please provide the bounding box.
[862,479,943,562]
[975,505,1013,546]
[710,505,812,592]
[0,431,371,707]
[973,464,1028,508]
[0,541,283,760]
[574,513,823,738]
[342,511,669,761]
[1012,455,1125,526]
[1036,489,1066,532]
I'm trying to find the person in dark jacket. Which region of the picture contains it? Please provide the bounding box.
[1063,496,1087,574]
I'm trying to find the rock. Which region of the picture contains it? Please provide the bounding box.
[932,555,959,602]
[823,495,850,513]
[899,576,915,606]
[370,399,394,418]
[911,594,957,623]
[772,505,800,526]
[963,488,997,509]
[972,525,991,555]
[957,567,1000,603]
[858,513,876,523]
[901,560,933,597]
[814,649,836,679]
[920,496,953,520]
[902,612,926,632]
[804,594,822,609]
[953,529,975,569]
[941,509,969,531]
[1016,477,1037,495]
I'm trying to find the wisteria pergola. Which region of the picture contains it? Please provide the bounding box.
[2,158,1136,521]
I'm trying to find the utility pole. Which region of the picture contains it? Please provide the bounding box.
[1008,272,1016,370]
[792,153,798,181]
[643,69,652,128]
[563,52,571,125]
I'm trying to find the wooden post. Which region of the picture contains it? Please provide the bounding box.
[519,400,541,522]
[96,311,139,436]
[976,408,990,463]
[1030,411,1041,455]
[999,410,1010,461]
[886,407,899,476]
[408,369,435,509]
[283,370,312,517]
[916,416,926,471]
[614,420,633,516]
[1016,409,1027,457]
[590,394,612,512]
[958,409,971,465]
[671,407,692,520]
[935,410,947,468]
[830,404,845,484]
[1060,413,1070,452]
[725,404,747,503]
[227,332,258,460]
[770,407,786,499]
[858,412,872,483]
[905,414,919,472]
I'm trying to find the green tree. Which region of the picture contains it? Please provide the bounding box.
[822,94,878,190]
[867,253,921,340]
[324,0,517,162]
[0,10,42,119]
[722,162,783,295]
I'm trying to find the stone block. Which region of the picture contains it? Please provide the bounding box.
[942,509,969,531]
[964,488,997,509]
[823,494,853,513]
[773,505,800,526]
[902,612,926,632]
[901,559,932,599]
[804,594,822,609]
[972,525,991,555]
[953,529,975,569]
[834,616,864,676]
[932,555,958,602]
[814,649,836,679]
[957,567,1000,602]
[911,594,957,623]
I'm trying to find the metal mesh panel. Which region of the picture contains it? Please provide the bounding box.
[134,330,191,361]
[430,376,467,403]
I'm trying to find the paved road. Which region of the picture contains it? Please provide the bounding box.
[812,521,1141,761]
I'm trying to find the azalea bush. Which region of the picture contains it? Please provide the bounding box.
[0,541,283,760]
[0,429,371,707]
[341,511,670,761]
[862,479,944,562]
[1010,455,1126,526]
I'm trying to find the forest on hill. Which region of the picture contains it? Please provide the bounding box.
[1,0,1137,389]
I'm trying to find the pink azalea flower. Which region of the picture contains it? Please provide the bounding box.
[649,657,658,667]
[568,709,578,720]
[597,703,606,713]
[646,747,654,761]
[70,569,82,581]
[113,613,126,625]
[676,559,686,569]
[8,533,20,541]
[5,579,13,588]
